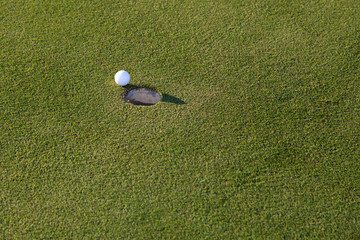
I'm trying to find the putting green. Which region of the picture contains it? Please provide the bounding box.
[1,0,359,238]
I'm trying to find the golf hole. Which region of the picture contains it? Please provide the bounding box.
[124,88,162,106]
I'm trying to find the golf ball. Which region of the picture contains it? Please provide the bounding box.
[115,70,130,86]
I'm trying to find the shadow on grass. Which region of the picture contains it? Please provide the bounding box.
[123,84,186,105]
[161,94,186,105]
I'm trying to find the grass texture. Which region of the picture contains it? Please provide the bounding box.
[1,0,360,238]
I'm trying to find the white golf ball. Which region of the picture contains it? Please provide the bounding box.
[114,70,130,86]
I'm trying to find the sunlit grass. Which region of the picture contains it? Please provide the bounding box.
[1,0,359,238]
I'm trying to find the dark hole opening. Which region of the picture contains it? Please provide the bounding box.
[124,88,162,106]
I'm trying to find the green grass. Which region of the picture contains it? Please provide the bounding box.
[1,0,360,238]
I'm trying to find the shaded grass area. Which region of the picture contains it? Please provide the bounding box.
[1,0,360,238]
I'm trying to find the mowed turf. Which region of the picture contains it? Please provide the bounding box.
[1,0,360,238]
